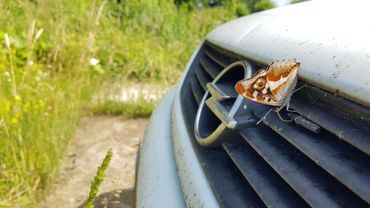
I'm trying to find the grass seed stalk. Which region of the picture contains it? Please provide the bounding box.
[85,149,113,208]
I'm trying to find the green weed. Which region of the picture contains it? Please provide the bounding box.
[85,149,113,208]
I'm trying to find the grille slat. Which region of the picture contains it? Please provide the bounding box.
[204,45,234,68]
[190,76,204,105]
[256,110,370,204]
[194,65,212,91]
[197,146,266,208]
[200,56,223,79]
[188,44,237,106]
[291,94,370,156]
[223,142,310,208]
[239,127,368,208]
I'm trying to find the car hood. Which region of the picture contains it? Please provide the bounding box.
[206,0,370,107]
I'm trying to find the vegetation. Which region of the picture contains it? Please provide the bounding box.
[90,99,156,118]
[85,149,113,208]
[241,0,274,12]
[291,0,309,4]
[0,0,274,206]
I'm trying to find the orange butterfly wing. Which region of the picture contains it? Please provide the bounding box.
[266,61,300,104]
[235,69,279,106]
[235,60,300,107]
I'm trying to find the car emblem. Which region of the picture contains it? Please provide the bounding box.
[194,61,258,147]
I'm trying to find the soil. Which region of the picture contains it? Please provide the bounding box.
[41,116,148,208]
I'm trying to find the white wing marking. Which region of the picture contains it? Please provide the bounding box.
[252,91,258,98]
[268,75,289,91]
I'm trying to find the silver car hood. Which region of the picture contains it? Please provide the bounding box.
[206,0,370,107]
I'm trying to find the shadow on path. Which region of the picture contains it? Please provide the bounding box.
[78,188,135,208]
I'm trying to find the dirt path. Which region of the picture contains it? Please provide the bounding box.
[41,116,148,208]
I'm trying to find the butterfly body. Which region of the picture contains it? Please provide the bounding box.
[235,60,300,111]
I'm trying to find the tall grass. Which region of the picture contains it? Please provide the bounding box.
[0,0,239,206]
[97,0,239,83]
[0,1,102,206]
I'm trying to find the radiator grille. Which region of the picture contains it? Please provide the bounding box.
[179,42,370,207]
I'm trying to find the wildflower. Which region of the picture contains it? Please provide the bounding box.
[14,95,21,102]
[35,28,44,41]
[4,33,10,50]
[11,117,18,126]
[89,57,100,66]
[4,71,10,77]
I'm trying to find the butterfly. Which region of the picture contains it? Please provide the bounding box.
[235,60,301,123]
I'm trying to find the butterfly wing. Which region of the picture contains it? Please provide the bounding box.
[235,60,300,107]
[235,69,280,106]
[266,61,300,105]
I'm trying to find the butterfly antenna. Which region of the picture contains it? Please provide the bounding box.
[256,108,274,125]
[286,84,307,113]
[292,83,307,94]
[276,110,293,122]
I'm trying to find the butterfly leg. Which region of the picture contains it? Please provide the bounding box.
[285,84,307,113]
[276,110,293,122]
[286,102,296,113]
[256,108,274,125]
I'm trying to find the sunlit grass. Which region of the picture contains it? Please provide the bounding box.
[0,0,107,206]
[0,0,250,206]
[90,100,156,118]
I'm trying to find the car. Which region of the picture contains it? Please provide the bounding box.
[136,1,370,207]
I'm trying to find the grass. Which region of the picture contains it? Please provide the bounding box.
[88,80,166,118]
[0,0,274,206]
[0,0,107,205]
[85,149,113,208]
[90,100,156,118]
[0,1,234,206]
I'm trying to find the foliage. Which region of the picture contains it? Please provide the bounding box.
[0,0,275,206]
[253,0,275,12]
[291,0,309,4]
[98,0,237,84]
[235,2,250,17]
[174,0,274,13]
[0,1,99,206]
[90,100,156,118]
[239,0,275,12]
[0,0,235,206]
[85,149,113,208]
